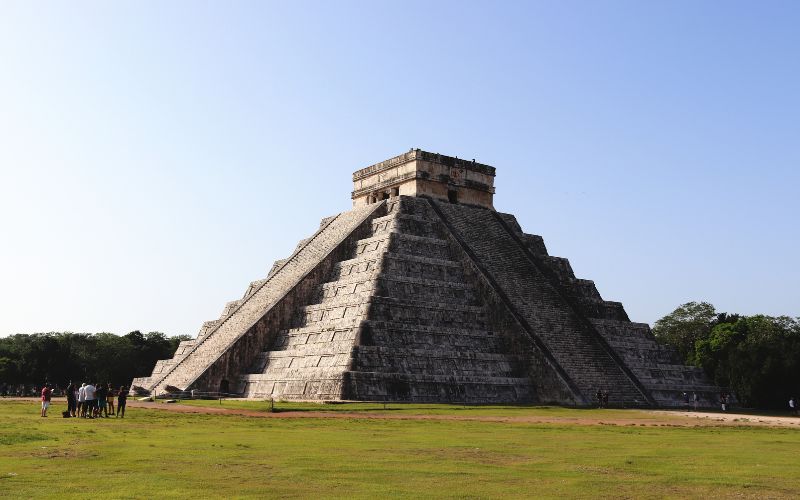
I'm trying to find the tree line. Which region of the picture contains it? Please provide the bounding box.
[653,302,800,409]
[2,306,798,408]
[0,331,191,394]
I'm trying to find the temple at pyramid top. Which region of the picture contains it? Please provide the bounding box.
[352,149,496,209]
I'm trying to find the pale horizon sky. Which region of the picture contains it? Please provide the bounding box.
[1,1,798,338]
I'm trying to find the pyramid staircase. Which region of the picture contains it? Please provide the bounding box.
[241,197,538,403]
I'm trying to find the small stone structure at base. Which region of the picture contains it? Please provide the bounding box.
[132,149,721,407]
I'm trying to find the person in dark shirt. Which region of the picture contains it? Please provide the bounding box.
[106,384,115,416]
[116,387,127,418]
[95,383,108,418]
[66,383,77,417]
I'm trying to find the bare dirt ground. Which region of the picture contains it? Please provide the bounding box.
[7,397,799,428]
[650,410,800,428]
[126,401,800,428]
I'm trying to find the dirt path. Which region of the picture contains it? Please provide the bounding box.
[651,410,800,428]
[124,401,800,428]
[7,397,799,428]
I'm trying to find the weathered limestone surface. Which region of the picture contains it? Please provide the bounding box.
[134,149,724,407]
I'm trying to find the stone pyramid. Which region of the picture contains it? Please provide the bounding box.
[132,150,721,407]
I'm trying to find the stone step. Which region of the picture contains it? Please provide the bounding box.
[572,298,628,321]
[260,352,352,372]
[315,275,477,307]
[219,300,242,319]
[345,371,535,403]
[330,251,464,283]
[276,321,503,351]
[370,213,442,239]
[358,321,503,351]
[242,377,344,400]
[262,343,353,359]
[196,320,219,340]
[354,232,451,261]
[268,259,289,277]
[381,252,465,282]
[243,279,268,299]
[385,196,439,219]
[275,329,358,349]
[295,293,488,330]
[243,367,350,381]
[365,296,488,328]
[327,254,382,282]
[352,347,521,377]
[282,324,358,336]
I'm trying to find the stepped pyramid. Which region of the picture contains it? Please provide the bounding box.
[132,149,721,407]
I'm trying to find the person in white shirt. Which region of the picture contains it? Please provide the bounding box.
[78,383,87,418]
[84,383,96,419]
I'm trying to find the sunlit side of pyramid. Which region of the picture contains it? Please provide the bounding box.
[132,149,721,407]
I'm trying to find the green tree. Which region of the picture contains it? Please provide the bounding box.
[653,301,717,364]
[0,330,191,391]
[694,315,800,408]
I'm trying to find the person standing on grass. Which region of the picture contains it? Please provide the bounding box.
[40,384,52,417]
[107,384,115,416]
[116,387,127,418]
[73,383,80,416]
[790,397,797,416]
[95,382,108,418]
[84,382,96,419]
[693,392,699,411]
[66,382,77,417]
[78,383,86,418]
[683,392,689,410]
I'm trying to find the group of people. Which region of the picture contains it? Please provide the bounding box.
[682,391,701,410]
[595,389,610,408]
[39,382,128,418]
[719,392,731,412]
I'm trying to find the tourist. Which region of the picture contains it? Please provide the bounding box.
[40,383,52,417]
[84,382,96,419]
[720,392,727,412]
[96,382,108,417]
[72,383,80,417]
[116,387,127,418]
[602,390,609,408]
[66,382,77,417]
[595,389,603,408]
[107,384,115,416]
[692,392,699,411]
[683,392,689,410]
[78,383,87,418]
[790,397,797,416]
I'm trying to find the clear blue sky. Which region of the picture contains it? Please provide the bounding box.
[1,1,798,337]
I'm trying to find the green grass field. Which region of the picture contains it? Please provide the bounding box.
[1,399,798,499]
